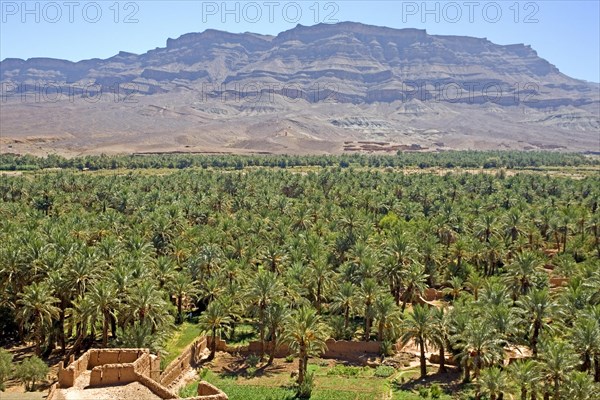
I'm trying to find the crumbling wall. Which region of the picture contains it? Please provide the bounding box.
[58,351,90,387]
[323,340,381,359]
[135,371,178,399]
[241,339,381,360]
[89,363,138,386]
[160,337,208,387]
[424,288,445,301]
[88,349,146,367]
[46,382,59,400]
[184,381,228,400]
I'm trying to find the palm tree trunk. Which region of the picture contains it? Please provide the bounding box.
[209,327,217,360]
[59,307,66,354]
[298,347,306,384]
[102,311,109,347]
[268,331,276,365]
[259,307,265,357]
[532,321,540,357]
[438,344,446,374]
[520,387,527,400]
[419,337,427,378]
[377,320,385,342]
[35,316,42,356]
[594,354,599,382]
[463,362,471,383]
[110,314,117,340]
[344,307,349,330]
[177,295,183,324]
[364,311,371,341]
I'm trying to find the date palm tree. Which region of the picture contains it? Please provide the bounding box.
[479,366,510,400]
[517,288,556,357]
[452,319,503,382]
[401,304,433,379]
[431,307,450,374]
[330,281,356,331]
[87,280,118,347]
[358,278,379,341]
[569,316,600,374]
[16,281,60,356]
[400,262,428,312]
[374,292,401,342]
[198,300,232,360]
[283,305,329,385]
[508,359,542,400]
[265,301,290,365]
[540,339,578,400]
[246,270,284,357]
[505,251,543,297]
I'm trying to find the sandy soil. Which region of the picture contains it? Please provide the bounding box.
[53,371,162,400]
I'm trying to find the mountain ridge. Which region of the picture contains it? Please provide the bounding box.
[1,22,598,156]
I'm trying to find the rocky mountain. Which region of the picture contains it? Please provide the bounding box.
[1,22,598,155]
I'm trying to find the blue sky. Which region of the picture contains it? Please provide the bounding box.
[1,1,599,82]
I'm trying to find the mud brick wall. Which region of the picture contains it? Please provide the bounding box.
[89,363,137,386]
[88,349,147,368]
[58,351,90,387]
[160,337,208,387]
[134,371,178,399]
[242,339,381,359]
[185,381,228,400]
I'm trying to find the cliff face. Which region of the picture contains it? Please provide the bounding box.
[1,22,598,155]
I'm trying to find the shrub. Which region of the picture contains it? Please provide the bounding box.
[326,365,361,377]
[380,340,395,357]
[418,386,429,398]
[15,356,48,391]
[430,383,443,399]
[246,366,257,377]
[199,367,208,379]
[285,355,294,363]
[246,354,260,368]
[374,365,395,378]
[0,349,13,392]
[297,371,315,398]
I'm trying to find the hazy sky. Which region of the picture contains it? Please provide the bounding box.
[1,1,599,82]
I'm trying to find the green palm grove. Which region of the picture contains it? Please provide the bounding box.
[0,152,599,397]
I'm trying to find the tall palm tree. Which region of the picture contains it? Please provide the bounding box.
[569,317,600,374]
[283,306,329,385]
[198,300,232,360]
[246,270,284,357]
[330,281,356,331]
[505,251,542,297]
[431,307,450,374]
[168,272,196,324]
[16,281,60,355]
[479,367,510,400]
[508,359,542,400]
[400,263,428,312]
[561,371,598,400]
[373,292,401,342]
[358,278,379,341]
[517,288,556,357]
[452,319,503,382]
[400,304,433,379]
[540,339,578,400]
[87,281,118,347]
[265,301,290,365]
